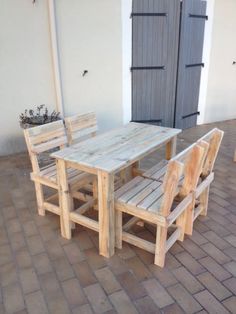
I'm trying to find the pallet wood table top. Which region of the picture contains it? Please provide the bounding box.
[51,122,181,173]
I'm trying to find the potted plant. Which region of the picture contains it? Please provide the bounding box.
[20,105,61,166]
[19,104,61,129]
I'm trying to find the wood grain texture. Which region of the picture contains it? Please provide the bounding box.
[52,123,181,173]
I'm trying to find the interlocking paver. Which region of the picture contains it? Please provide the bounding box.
[25,290,49,314]
[117,271,146,300]
[194,290,229,314]
[109,290,138,314]
[2,283,25,314]
[143,278,174,308]
[223,296,236,314]
[197,272,232,301]
[167,283,202,313]
[84,283,113,314]
[172,267,204,294]
[95,267,121,294]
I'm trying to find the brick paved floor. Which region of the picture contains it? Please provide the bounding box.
[0,120,236,314]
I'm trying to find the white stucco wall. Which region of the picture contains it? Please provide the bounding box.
[0,0,56,155]
[55,0,123,131]
[203,0,236,123]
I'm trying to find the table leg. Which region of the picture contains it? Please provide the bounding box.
[98,170,115,258]
[57,159,72,239]
[166,136,177,160]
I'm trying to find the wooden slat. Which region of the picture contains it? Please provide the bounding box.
[44,202,60,215]
[122,232,155,254]
[165,227,181,252]
[70,212,99,232]
[119,178,153,203]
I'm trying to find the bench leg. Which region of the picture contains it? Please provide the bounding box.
[35,182,45,216]
[200,186,210,217]
[176,210,187,241]
[115,211,123,249]
[155,226,167,267]
[185,203,194,236]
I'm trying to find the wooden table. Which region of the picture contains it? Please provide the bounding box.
[51,122,181,258]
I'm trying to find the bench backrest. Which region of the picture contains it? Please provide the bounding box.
[160,143,206,216]
[197,128,224,178]
[24,120,67,172]
[65,112,97,145]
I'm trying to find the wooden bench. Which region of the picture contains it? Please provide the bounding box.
[142,128,224,235]
[24,120,96,231]
[115,143,206,267]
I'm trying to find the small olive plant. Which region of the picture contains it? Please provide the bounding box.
[20,104,61,129]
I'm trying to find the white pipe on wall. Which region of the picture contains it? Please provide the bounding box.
[47,0,64,116]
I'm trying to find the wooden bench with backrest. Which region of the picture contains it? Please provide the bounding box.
[114,142,208,267]
[141,128,224,235]
[24,120,96,230]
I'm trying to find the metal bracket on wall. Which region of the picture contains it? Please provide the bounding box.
[182,112,200,119]
[131,119,162,124]
[185,63,204,68]
[130,13,167,18]
[189,14,208,20]
[131,66,165,71]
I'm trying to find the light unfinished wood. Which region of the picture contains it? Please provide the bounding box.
[52,122,181,258]
[166,136,177,160]
[142,128,223,237]
[52,123,181,173]
[115,145,201,267]
[65,112,97,145]
[23,120,97,234]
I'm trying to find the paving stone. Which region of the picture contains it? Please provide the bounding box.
[117,271,146,300]
[223,296,236,314]
[95,267,121,294]
[194,290,229,314]
[224,261,236,276]
[125,256,152,281]
[203,230,230,250]
[197,272,232,301]
[172,267,204,294]
[72,304,94,314]
[47,295,71,314]
[167,283,202,314]
[199,256,231,281]
[162,303,186,314]
[73,261,97,287]
[9,232,26,252]
[149,264,178,288]
[143,278,174,309]
[25,290,49,314]
[19,267,40,294]
[201,242,231,264]
[16,248,32,269]
[175,252,205,275]
[32,252,53,275]
[135,295,161,314]
[109,290,138,314]
[39,272,62,300]
[179,238,207,259]
[2,283,25,314]
[63,242,85,264]
[0,244,12,266]
[62,278,86,308]
[52,257,74,282]
[0,262,18,287]
[84,283,113,314]
[223,277,236,295]
[27,235,45,255]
